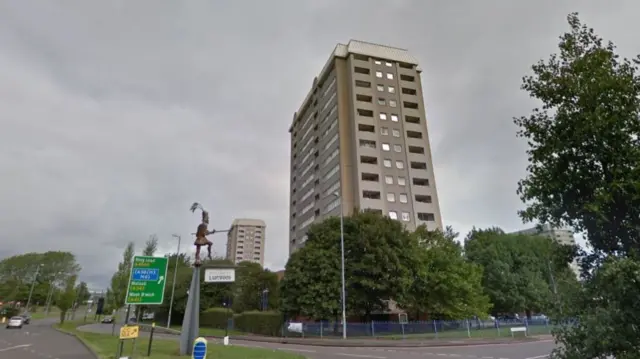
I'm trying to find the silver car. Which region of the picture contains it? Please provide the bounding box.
[6,316,23,329]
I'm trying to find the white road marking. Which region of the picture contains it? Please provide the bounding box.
[337,354,387,359]
[0,344,32,352]
[524,356,549,359]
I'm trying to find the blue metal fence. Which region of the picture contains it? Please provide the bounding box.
[279,318,577,339]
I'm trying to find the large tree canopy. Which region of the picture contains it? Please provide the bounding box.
[464,228,578,317]
[106,242,135,312]
[514,12,640,264]
[0,251,80,306]
[514,13,640,359]
[232,261,279,313]
[280,210,416,321]
[401,226,491,319]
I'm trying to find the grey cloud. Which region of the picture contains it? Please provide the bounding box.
[1,0,637,288]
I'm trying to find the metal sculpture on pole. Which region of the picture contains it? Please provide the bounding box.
[180,202,233,356]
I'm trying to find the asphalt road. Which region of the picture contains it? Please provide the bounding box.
[79,323,556,359]
[0,318,94,359]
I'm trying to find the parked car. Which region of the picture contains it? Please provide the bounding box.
[6,316,23,329]
[20,313,31,324]
[101,316,114,324]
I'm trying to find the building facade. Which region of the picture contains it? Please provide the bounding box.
[288,40,443,254]
[225,219,266,266]
[511,224,576,247]
[510,224,580,276]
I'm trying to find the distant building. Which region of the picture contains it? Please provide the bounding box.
[510,223,576,247]
[275,270,285,281]
[510,224,580,275]
[225,219,266,266]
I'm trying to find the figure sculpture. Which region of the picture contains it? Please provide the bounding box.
[190,202,216,264]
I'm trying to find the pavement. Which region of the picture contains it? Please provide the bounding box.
[79,322,557,359]
[0,318,94,359]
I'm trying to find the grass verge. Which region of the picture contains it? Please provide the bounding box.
[54,321,306,359]
[167,325,244,337]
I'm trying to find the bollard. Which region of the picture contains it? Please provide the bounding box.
[147,323,156,357]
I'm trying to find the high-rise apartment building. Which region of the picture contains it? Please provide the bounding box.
[510,224,580,276]
[288,40,443,254]
[225,219,266,266]
[511,224,576,247]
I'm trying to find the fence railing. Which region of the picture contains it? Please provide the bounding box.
[279,318,577,339]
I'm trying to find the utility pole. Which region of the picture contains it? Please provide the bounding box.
[45,272,62,315]
[333,192,347,339]
[25,264,43,313]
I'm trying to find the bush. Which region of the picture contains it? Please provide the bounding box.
[234,311,283,336]
[0,307,19,318]
[200,307,231,330]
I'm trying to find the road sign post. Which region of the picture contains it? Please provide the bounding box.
[125,256,169,306]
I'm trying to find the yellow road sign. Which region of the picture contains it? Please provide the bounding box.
[119,325,139,339]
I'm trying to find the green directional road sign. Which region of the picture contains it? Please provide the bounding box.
[125,256,169,305]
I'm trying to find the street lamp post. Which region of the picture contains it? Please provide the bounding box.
[45,272,62,315]
[261,289,269,311]
[333,192,347,339]
[25,264,43,313]
[167,234,182,328]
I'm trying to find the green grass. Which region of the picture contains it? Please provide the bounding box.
[55,321,306,359]
[168,325,244,337]
[29,306,90,320]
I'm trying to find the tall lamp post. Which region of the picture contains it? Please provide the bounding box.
[45,272,62,315]
[167,234,182,328]
[261,289,269,311]
[25,264,43,313]
[332,192,347,339]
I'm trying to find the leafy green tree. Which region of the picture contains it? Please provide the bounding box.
[231,261,279,313]
[56,275,77,324]
[280,230,341,321]
[402,226,491,319]
[199,258,234,311]
[514,12,640,359]
[142,235,158,256]
[0,251,80,305]
[465,229,576,317]
[154,253,192,321]
[281,210,416,321]
[107,242,135,315]
[75,282,90,303]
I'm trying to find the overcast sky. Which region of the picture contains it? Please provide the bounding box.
[0,1,637,290]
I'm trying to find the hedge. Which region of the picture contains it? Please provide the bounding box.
[200,307,231,329]
[0,307,19,318]
[234,311,283,336]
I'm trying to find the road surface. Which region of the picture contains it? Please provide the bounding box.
[79,322,556,359]
[0,318,94,359]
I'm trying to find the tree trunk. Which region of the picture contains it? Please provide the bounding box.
[59,310,66,324]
